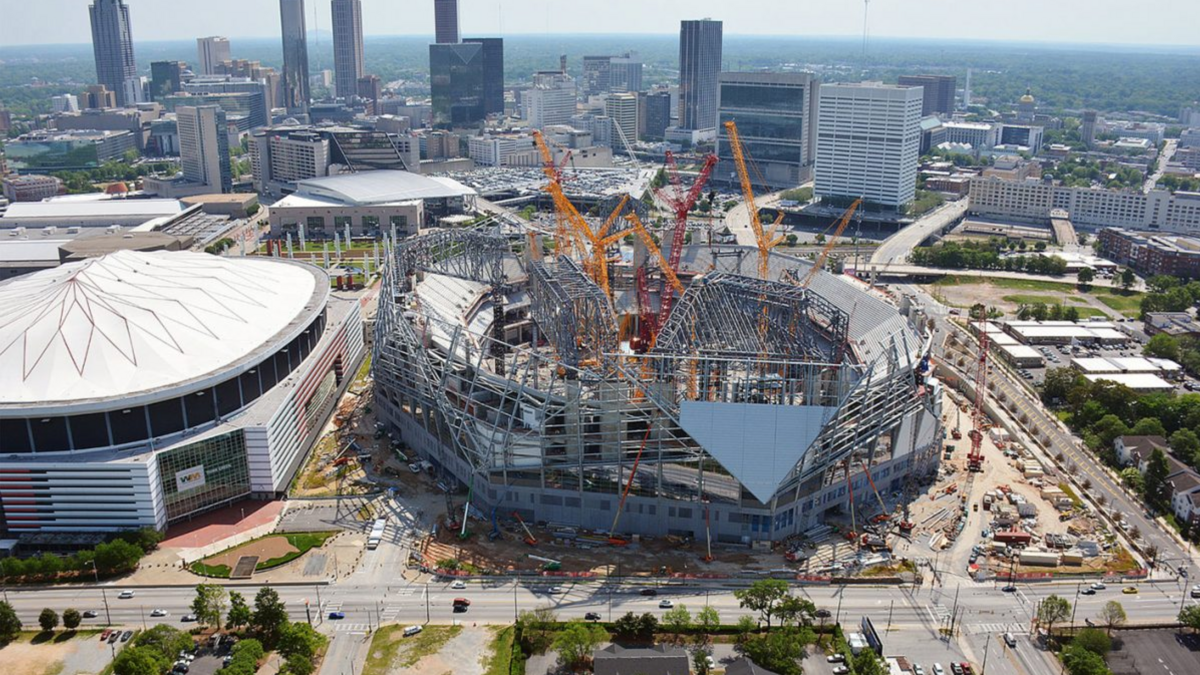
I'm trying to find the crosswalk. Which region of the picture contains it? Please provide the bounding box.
[967,623,1026,635]
[333,623,371,632]
[928,602,952,624]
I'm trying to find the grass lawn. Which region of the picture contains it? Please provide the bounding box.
[933,276,1143,317]
[363,625,463,675]
[933,276,1078,293]
[256,531,337,570]
[482,626,517,675]
[189,561,232,577]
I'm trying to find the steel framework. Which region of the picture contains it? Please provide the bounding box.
[528,257,619,369]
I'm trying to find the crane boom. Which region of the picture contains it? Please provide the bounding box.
[655,152,717,327]
[625,213,685,294]
[800,199,862,288]
[968,329,989,472]
[723,120,772,280]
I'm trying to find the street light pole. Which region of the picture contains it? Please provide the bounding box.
[981,633,991,675]
[86,561,112,626]
[1070,583,1080,630]
[425,581,431,624]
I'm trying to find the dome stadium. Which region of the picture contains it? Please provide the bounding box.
[373,229,943,544]
[0,251,365,532]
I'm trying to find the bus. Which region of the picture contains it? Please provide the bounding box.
[367,518,387,549]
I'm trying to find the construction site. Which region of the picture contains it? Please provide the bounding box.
[370,122,945,574]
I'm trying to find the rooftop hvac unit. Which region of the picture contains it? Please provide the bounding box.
[42,226,57,236]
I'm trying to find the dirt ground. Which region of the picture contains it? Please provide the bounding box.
[202,535,298,569]
[924,280,1102,317]
[0,634,99,675]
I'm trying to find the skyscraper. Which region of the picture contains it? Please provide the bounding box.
[434,0,459,44]
[89,0,139,107]
[897,74,956,117]
[149,61,188,102]
[357,75,381,115]
[640,91,671,141]
[331,0,365,100]
[608,54,643,93]
[463,38,505,115]
[814,83,923,208]
[717,72,820,190]
[1081,110,1098,149]
[279,0,311,116]
[178,105,232,193]
[196,37,231,76]
[605,93,639,150]
[678,19,723,132]
[429,43,484,127]
[524,72,576,129]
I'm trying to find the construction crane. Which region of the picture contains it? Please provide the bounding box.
[844,461,859,544]
[723,120,784,280]
[625,213,686,348]
[607,426,654,546]
[533,130,587,259]
[861,460,891,523]
[967,330,989,472]
[799,199,862,288]
[512,511,538,546]
[655,152,718,325]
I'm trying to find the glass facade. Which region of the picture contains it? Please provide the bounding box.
[156,429,251,522]
[429,43,484,128]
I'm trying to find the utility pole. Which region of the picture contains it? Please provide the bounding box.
[981,633,991,675]
[835,588,845,627]
[140,605,146,630]
[425,581,431,624]
[514,581,519,622]
[1070,583,1081,629]
[887,600,894,634]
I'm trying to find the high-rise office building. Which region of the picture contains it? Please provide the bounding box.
[279,0,311,115]
[216,60,282,112]
[332,0,365,100]
[429,43,484,127]
[814,82,923,208]
[196,37,231,76]
[640,91,671,141]
[1081,110,1098,149]
[716,72,820,190]
[678,19,723,132]
[582,56,612,97]
[897,74,956,117]
[605,93,638,149]
[52,95,81,114]
[89,0,140,107]
[149,61,188,102]
[434,0,459,44]
[609,54,643,93]
[84,85,117,109]
[525,72,576,129]
[357,75,382,115]
[178,105,232,193]
[463,38,505,115]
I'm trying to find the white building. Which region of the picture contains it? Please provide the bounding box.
[196,36,232,77]
[605,93,639,152]
[468,134,540,167]
[969,177,1200,234]
[942,121,999,149]
[178,105,231,193]
[250,128,331,196]
[51,94,80,114]
[815,82,923,208]
[524,72,577,130]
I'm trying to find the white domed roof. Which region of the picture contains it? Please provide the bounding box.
[0,250,324,410]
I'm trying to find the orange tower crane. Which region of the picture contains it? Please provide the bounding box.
[799,199,862,288]
[723,120,784,280]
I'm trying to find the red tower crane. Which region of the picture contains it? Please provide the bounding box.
[654,152,718,327]
[967,330,989,472]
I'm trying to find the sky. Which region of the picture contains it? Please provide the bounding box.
[1,0,1198,47]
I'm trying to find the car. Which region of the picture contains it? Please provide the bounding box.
[548,586,564,594]
[100,629,112,641]
[914,666,925,675]
[108,631,120,644]
[584,612,601,621]
[83,610,98,619]
[403,625,423,637]
[1090,582,1106,590]
[640,588,658,596]
[118,590,135,599]
[150,609,169,617]
[451,580,466,590]
[832,666,850,675]
[1004,632,1017,647]
[706,656,716,669]
[178,652,196,662]
[1002,585,1017,593]
[328,611,346,620]
[950,664,963,675]
[1191,585,1200,598]
[1123,586,1139,594]
[815,608,832,619]
[658,599,674,609]
[933,664,945,675]
[223,656,233,666]
[827,654,846,663]
[181,614,197,622]
[453,597,471,607]
[408,463,422,474]
[121,631,133,642]
[1081,588,1096,595]
[173,664,189,674]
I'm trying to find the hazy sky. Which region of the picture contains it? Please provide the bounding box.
[1,0,1197,47]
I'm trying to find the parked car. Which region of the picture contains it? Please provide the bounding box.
[120,631,133,642]
[100,630,112,641]
[914,666,925,675]
[833,666,850,675]
[658,599,674,609]
[1004,633,1017,647]
[827,654,846,663]
[108,632,120,644]
[1191,585,1200,598]
[933,664,945,675]
[403,625,423,637]
[950,663,964,675]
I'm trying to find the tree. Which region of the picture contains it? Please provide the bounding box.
[1179,604,1200,633]
[1171,429,1200,460]
[1145,333,1181,361]
[693,646,714,675]
[734,579,790,628]
[1061,644,1111,675]
[93,538,143,575]
[696,606,720,635]
[227,591,251,630]
[1077,267,1095,287]
[552,621,607,672]
[1098,600,1127,635]
[740,627,810,675]
[131,624,192,664]
[852,650,886,675]
[113,646,170,675]
[278,621,324,661]
[661,604,692,642]
[191,583,227,629]
[1119,467,1145,494]
[517,607,560,653]
[62,608,81,631]
[1037,595,1071,642]
[1131,417,1166,437]
[734,615,757,647]
[776,595,817,628]
[0,602,18,642]
[1120,267,1136,291]
[38,608,59,632]
[1144,447,1171,509]
[251,587,289,648]
[1072,627,1111,655]
[280,654,314,675]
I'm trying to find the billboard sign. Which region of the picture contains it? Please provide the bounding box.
[175,466,207,493]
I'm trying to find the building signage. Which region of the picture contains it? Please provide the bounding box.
[175,466,207,492]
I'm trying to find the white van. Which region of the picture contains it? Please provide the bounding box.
[403,625,423,637]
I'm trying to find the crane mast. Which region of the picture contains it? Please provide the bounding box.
[968,329,989,472]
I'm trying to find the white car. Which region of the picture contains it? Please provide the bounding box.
[1191,584,1200,599]
[548,586,564,594]
[658,599,674,609]
[118,591,135,599]
[451,580,466,590]
[933,664,945,675]
[914,666,925,675]
[150,609,169,617]
[403,625,423,637]
[1091,582,1107,590]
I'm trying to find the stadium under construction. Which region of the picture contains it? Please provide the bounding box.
[372,223,943,544]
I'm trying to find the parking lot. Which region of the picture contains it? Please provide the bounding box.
[1107,629,1200,675]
